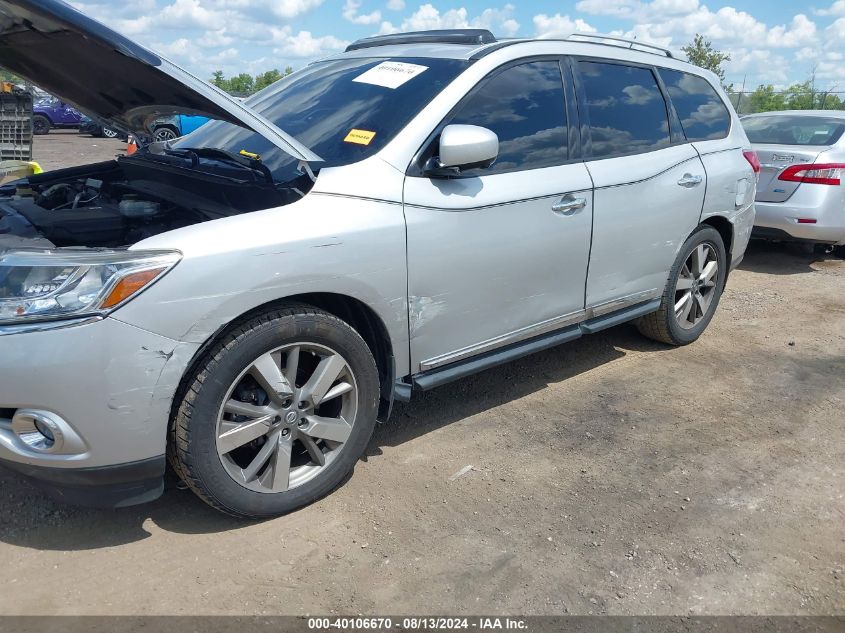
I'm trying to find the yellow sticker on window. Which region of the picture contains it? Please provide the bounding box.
[344,129,376,145]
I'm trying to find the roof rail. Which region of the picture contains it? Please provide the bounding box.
[345,29,496,52]
[565,32,674,59]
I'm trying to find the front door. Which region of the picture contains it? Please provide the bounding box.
[404,60,593,373]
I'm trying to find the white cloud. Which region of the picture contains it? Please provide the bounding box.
[379,3,519,37]
[386,0,405,10]
[159,0,226,30]
[814,1,845,17]
[343,0,381,25]
[196,29,235,48]
[270,27,348,58]
[533,13,597,37]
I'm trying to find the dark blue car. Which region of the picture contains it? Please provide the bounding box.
[32,96,83,134]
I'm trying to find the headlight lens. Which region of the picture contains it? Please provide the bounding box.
[0,249,180,324]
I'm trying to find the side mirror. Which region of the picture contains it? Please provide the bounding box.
[424,124,499,178]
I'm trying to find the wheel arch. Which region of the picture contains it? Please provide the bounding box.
[169,292,398,429]
[701,215,733,260]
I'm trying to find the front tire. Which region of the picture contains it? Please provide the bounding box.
[169,306,379,518]
[637,225,727,345]
[32,114,51,135]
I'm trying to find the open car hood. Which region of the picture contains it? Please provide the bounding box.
[0,0,321,162]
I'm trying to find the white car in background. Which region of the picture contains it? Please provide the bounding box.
[742,110,845,252]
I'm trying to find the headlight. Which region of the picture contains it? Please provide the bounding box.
[0,249,180,325]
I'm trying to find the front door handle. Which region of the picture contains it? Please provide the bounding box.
[677,173,703,188]
[551,195,587,216]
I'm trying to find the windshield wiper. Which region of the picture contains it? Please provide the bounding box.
[165,147,274,184]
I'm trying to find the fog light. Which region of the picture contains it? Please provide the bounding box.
[33,418,55,443]
[11,410,65,453]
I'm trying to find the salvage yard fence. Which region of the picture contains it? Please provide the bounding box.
[729,91,845,115]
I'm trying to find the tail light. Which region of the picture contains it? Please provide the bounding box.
[778,163,845,186]
[743,150,761,174]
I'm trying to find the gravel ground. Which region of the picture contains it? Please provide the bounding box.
[0,132,842,616]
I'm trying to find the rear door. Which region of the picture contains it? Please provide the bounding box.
[574,59,706,309]
[404,59,593,372]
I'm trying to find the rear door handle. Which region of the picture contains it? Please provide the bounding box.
[551,195,587,216]
[677,173,703,188]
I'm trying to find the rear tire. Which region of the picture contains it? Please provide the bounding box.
[637,225,727,346]
[169,306,379,518]
[32,115,51,135]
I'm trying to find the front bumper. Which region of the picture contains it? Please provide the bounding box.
[1,454,165,508]
[0,316,198,506]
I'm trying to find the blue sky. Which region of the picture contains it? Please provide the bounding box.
[70,0,845,90]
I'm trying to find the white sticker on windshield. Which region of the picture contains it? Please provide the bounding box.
[352,61,429,89]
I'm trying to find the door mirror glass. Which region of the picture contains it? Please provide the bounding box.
[426,124,498,177]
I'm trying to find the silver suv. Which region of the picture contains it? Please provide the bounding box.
[0,2,757,517]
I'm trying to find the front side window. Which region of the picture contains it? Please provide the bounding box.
[447,61,569,175]
[176,57,470,182]
[659,68,730,141]
[578,61,671,159]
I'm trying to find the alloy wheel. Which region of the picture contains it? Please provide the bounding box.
[154,127,178,142]
[674,242,719,329]
[215,343,358,494]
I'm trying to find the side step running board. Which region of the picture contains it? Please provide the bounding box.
[401,298,661,393]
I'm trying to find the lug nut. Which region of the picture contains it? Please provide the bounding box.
[298,419,308,428]
[298,401,308,410]
[274,415,282,423]
[281,428,290,437]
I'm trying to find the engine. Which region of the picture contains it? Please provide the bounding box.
[0,176,203,249]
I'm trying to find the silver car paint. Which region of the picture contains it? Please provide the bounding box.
[0,318,198,468]
[405,163,594,371]
[584,144,706,308]
[0,37,754,471]
[437,124,499,168]
[743,110,845,245]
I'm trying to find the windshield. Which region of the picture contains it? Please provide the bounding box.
[742,115,845,146]
[174,57,470,181]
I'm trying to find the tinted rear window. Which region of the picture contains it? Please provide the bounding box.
[578,61,671,159]
[742,115,845,146]
[659,68,730,141]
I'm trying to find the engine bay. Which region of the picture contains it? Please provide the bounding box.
[0,154,307,250]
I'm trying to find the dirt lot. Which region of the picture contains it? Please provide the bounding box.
[0,132,842,616]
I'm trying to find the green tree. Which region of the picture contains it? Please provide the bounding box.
[817,91,843,110]
[210,70,228,91]
[746,84,787,113]
[784,80,816,109]
[226,73,254,95]
[254,69,283,92]
[682,34,732,90]
[209,67,295,96]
